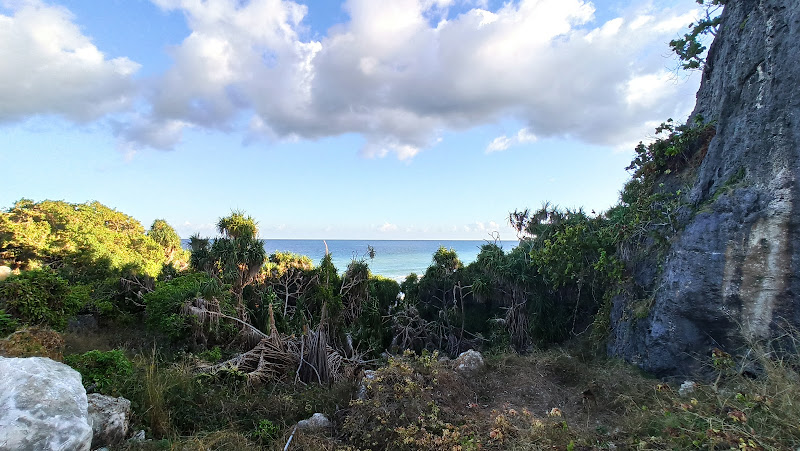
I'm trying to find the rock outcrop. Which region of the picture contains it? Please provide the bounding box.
[0,357,93,451]
[87,393,131,449]
[610,0,800,376]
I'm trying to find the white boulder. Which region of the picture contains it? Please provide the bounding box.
[0,357,92,451]
[0,266,11,282]
[454,349,485,374]
[297,413,331,431]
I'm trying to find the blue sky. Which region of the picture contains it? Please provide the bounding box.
[0,0,703,239]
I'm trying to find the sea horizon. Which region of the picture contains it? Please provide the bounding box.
[182,238,520,281]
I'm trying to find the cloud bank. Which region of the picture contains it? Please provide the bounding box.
[0,0,139,122]
[2,0,702,158]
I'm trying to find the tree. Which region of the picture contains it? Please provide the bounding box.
[217,210,257,240]
[670,0,726,70]
[0,199,166,278]
[191,211,266,322]
[265,252,315,317]
[148,219,184,265]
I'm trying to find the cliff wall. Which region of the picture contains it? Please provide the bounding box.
[610,0,800,376]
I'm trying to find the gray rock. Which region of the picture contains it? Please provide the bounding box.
[129,430,146,442]
[296,413,331,431]
[87,393,131,448]
[610,0,800,377]
[454,349,484,373]
[678,381,697,397]
[357,369,377,399]
[0,356,93,451]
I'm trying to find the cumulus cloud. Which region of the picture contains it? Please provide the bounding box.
[124,0,700,157]
[0,0,139,122]
[4,0,702,158]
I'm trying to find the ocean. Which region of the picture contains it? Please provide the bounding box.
[185,239,519,281]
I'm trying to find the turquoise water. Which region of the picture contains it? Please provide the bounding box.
[185,239,519,281]
[262,240,519,281]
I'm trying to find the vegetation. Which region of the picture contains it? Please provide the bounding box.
[64,349,133,395]
[0,199,172,278]
[670,0,727,70]
[7,7,800,449]
[2,112,771,450]
[0,199,186,322]
[0,269,87,330]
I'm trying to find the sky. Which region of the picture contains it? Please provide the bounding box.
[0,0,705,240]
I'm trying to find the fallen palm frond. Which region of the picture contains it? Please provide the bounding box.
[201,332,348,386]
[210,335,298,385]
[186,296,350,385]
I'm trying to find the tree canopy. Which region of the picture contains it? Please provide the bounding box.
[0,199,177,278]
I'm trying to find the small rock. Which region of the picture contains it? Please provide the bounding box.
[454,349,484,373]
[129,430,146,442]
[297,413,331,431]
[679,380,697,397]
[87,393,131,448]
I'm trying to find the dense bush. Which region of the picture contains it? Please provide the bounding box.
[0,269,88,330]
[143,272,231,342]
[65,349,133,395]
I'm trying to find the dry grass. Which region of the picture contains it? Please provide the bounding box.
[0,326,65,360]
[58,319,800,451]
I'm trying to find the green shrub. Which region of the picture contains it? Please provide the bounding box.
[65,349,133,395]
[0,199,168,278]
[0,309,18,336]
[198,346,222,363]
[254,418,280,444]
[143,273,213,340]
[0,269,87,330]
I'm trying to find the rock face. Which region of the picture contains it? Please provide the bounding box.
[0,357,93,451]
[610,0,800,376]
[454,349,485,373]
[87,393,131,448]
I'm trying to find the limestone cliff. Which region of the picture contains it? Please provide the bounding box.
[610,0,800,377]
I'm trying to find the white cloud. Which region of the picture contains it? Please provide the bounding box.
[2,0,703,158]
[134,0,700,157]
[0,0,139,122]
[486,127,537,153]
[486,135,512,153]
[379,222,398,232]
